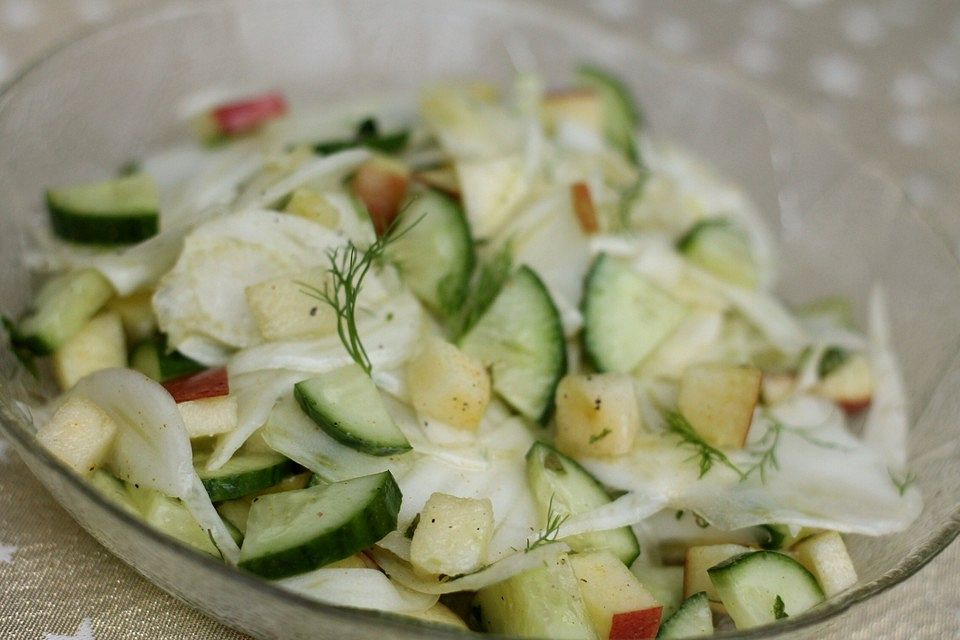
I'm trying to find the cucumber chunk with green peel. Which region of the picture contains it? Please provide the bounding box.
[294,363,411,456]
[130,336,205,382]
[387,189,475,316]
[677,218,758,288]
[195,451,298,502]
[459,266,566,423]
[46,173,160,245]
[475,553,598,639]
[238,471,402,579]
[13,269,114,355]
[577,64,643,165]
[582,253,688,373]
[526,442,640,565]
[708,551,825,629]
[657,591,713,639]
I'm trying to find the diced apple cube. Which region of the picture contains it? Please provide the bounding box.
[106,290,157,344]
[457,155,527,238]
[609,608,663,640]
[684,543,752,610]
[351,155,410,236]
[814,353,874,414]
[37,396,118,476]
[541,89,603,137]
[761,372,796,406]
[284,188,341,228]
[197,92,288,143]
[162,366,229,402]
[407,335,491,431]
[177,395,238,439]
[793,531,858,597]
[678,363,762,449]
[570,550,660,639]
[52,312,127,390]
[245,270,338,341]
[412,165,461,197]
[410,492,494,577]
[555,373,641,458]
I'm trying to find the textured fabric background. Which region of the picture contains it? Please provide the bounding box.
[0,1,957,638]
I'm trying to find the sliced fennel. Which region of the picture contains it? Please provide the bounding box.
[70,368,239,563]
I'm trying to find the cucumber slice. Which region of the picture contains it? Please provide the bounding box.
[387,189,475,316]
[577,64,643,165]
[677,218,758,288]
[238,471,401,579]
[130,336,205,382]
[293,363,411,456]
[657,591,713,639]
[46,173,160,245]
[13,269,114,355]
[459,266,566,423]
[475,553,598,639]
[707,551,825,629]
[195,451,298,502]
[582,253,688,373]
[526,442,640,565]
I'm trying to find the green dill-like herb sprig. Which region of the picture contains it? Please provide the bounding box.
[299,213,422,376]
[525,495,569,553]
[741,414,849,483]
[665,411,745,480]
[890,470,917,497]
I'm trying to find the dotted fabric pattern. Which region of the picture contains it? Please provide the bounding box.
[0,1,958,638]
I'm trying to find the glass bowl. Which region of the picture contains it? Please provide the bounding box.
[1,1,958,638]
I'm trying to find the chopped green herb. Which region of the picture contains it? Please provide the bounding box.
[589,429,612,444]
[665,411,745,480]
[525,494,569,553]
[675,510,685,521]
[694,513,710,529]
[773,595,788,620]
[890,470,917,497]
[818,347,849,379]
[299,214,421,375]
[313,117,409,156]
[405,513,421,539]
[742,414,849,483]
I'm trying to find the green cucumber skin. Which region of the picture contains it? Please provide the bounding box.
[577,64,643,165]
[200,459,299,503]
[14,269,114,355]
[130,337,205,382]
[293,380,411,456]
[526,442,640,566]
[708,550,825,628]
[237,472,402,579]
[388,189,475,317]
[459,266,567,424]
[47,197,158,245]
[657,591,712,639]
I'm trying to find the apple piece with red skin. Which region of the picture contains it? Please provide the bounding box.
[608,607,663,640]
[570,181,599,234]
[814,353,873,415]
[162,367,229,403]
[206,92,288,139]
[351,157,410,236]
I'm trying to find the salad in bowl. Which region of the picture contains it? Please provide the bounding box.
[5,64,920,638]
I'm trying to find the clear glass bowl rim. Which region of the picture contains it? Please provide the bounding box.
[0,1,958,638]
